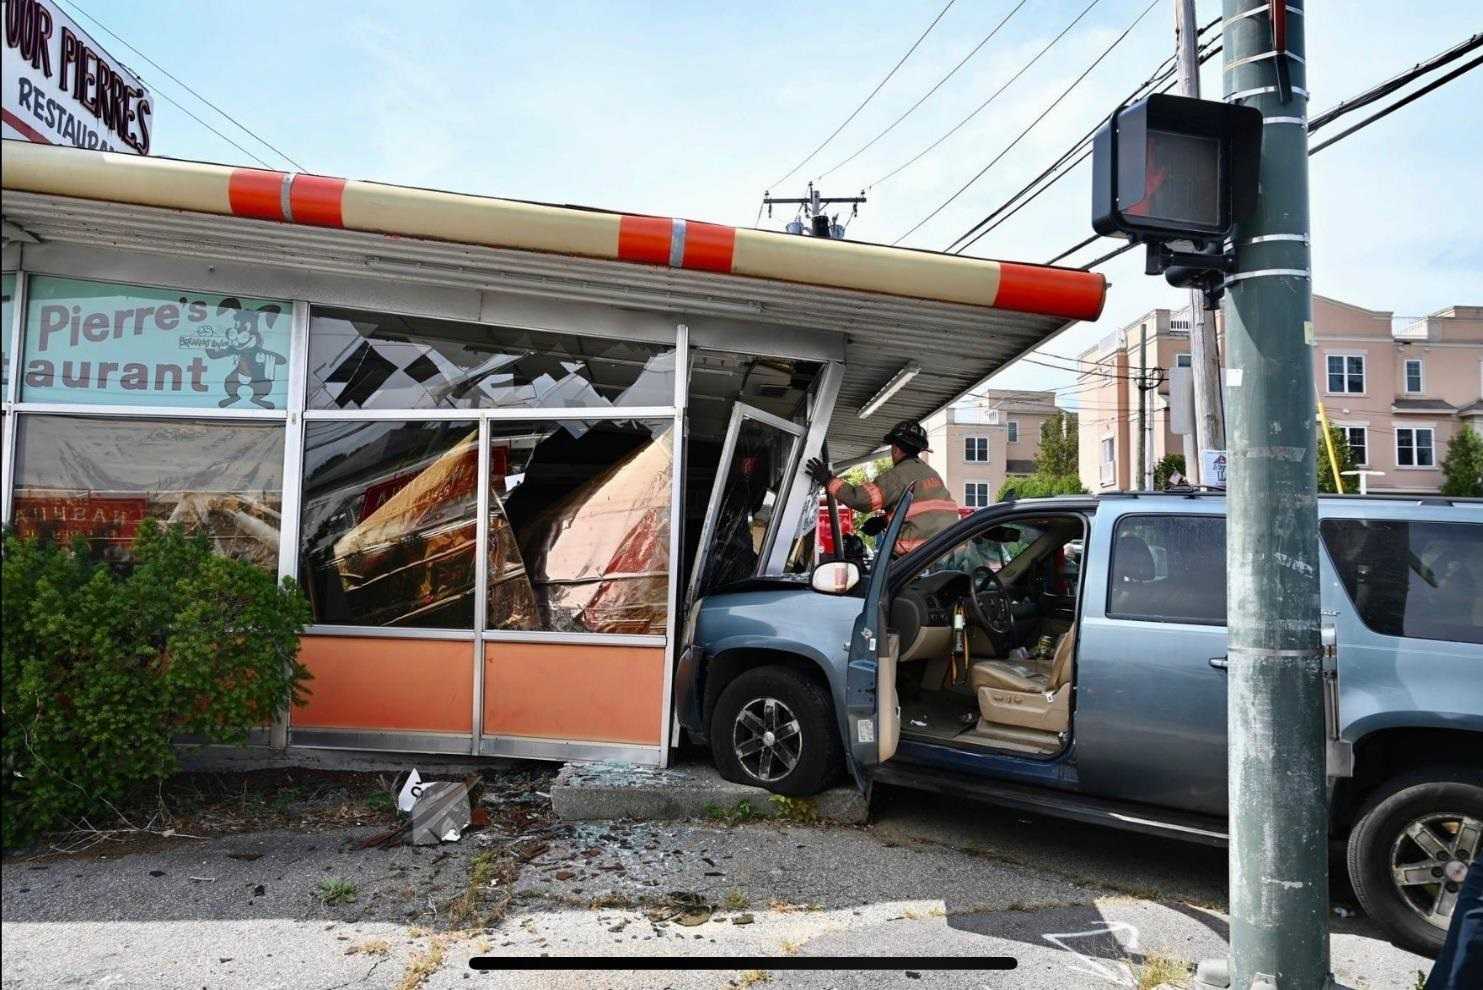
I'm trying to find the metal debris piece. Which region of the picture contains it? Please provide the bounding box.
[409,774,479,845]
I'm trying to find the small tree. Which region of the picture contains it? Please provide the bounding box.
[1441,425,1483,497]
[1035,411,1079,476]
[1317,424,1359,494]
[1153,453,1187,490]
[997,473,1087,501]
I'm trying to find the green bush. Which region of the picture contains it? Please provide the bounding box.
[996,473,1087,501]
[1153,454,1186,490]
[1,522,311,845]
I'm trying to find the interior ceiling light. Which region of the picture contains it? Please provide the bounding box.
[858,361,922,419]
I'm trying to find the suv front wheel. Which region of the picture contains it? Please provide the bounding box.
[1346,766,1483,956]
[710,665,842,797]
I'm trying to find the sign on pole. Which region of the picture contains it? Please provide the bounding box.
[1199,449,1227,488]
[1168,365,1194,435]
[2,0,153,154]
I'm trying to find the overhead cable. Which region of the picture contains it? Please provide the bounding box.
[868,0,1102,191]
[890,0,1160,246]
[766,0,956,190]
[814,0,1031,182]
[948,36,1224,255]
[56,0,304,171]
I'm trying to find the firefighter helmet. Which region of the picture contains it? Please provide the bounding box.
[883,420,930,455]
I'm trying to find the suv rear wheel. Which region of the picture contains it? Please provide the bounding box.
[1346,766,1483,956]
[710,665,841,797]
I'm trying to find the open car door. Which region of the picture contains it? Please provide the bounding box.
[844,486,912,785]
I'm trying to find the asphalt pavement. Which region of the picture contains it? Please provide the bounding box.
[1,775,1433,990]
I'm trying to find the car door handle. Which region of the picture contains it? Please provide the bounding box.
[1208,656,1229,670]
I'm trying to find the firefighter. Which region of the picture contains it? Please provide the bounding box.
[806,420,959,557]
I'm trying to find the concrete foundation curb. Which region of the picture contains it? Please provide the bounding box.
[549,759,869,825]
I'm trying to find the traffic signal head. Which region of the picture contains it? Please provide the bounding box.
[1092,93,1262,244]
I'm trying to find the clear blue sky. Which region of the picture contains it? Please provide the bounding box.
[58,0,1483,398]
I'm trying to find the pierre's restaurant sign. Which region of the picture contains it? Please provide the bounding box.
[2,0,152,153]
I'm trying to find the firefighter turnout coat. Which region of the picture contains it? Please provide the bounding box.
[826,457,959,556]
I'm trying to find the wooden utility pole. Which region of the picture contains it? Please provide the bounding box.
[1176,0,1227,483]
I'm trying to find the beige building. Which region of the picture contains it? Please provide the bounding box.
[1076,296,1483,494]
[920,389,1061,508]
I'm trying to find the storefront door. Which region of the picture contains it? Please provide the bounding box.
[686,402,806,606]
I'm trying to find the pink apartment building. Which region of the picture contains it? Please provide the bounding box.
[919,389,1061,509]
[1076,296,1483,494]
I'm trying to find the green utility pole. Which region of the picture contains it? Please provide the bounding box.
[1220,2,1331,988]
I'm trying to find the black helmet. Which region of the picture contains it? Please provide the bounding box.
[883,420,930,454]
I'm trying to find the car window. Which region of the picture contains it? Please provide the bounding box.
[1320,518,1483,645]
[1107,514,1226,625]
[924,522,1045,577]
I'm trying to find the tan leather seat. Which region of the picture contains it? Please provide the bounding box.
[969,625,1075,733]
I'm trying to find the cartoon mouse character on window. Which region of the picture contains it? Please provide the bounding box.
[207,299,287,408]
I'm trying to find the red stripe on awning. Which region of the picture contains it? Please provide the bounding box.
[290,175,346,227]
[1,108,52,144]
[617,216,671,265]
[228,168,285,221]
[681,221,735,273]
[993,263,1107,322]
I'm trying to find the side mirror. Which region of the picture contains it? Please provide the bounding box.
[811,560,861,595]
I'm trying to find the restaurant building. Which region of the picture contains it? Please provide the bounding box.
[0,141,1105,765]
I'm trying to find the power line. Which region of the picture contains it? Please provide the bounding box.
[1310,52,1483,154]
[1308,32,1481,133]
[867,0,1103,191]
[55,0,304,171]
[948,35,1224,255]
[890,0,1160,246]
[767,0,956,190]
[1042,32,1483,272]
[814,0,1031,182]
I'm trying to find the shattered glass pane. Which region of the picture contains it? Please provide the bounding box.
[306,308,675,412]
[491,419,672,635]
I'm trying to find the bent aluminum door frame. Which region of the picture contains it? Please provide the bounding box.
[684,402,806,609]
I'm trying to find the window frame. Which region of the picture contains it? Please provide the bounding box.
[1006,420,1019,444]
[963,434,989,462]
[1104,511,1228,627]
[964,482,991,508]
[1403,358,1423,395]
[1324,351,1366,395]
[1395,425,1436,469]
[1338,424,1368,467]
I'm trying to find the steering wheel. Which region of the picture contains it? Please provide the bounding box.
[970,565,1015,654]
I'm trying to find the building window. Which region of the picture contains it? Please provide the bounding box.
[298,418,672,633]
[1326,353,1365,394]
[20,276,294,409]
[1176,352,1192,368]
[11,415,285,568]
[964,482,991,508]
[1006,421,1019,443]
[1396,427,1435,468]
[1101,437,1114,463]
[307,307,675,411]
[1404,359,1423,394]
[964,436,989,462]
[1342,426,1368,466]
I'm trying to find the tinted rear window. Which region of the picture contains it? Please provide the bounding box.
[1107,514,1226,625]
[1320,518,1483,645]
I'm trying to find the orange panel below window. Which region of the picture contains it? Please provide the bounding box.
[294,636,473,733]
[483,642,663,745]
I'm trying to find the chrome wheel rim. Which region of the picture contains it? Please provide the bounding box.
[732,697,802,784]
[1389,811,1481,931]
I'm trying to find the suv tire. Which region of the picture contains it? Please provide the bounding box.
[1346,766,1483,957]
[710,665,842,797]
